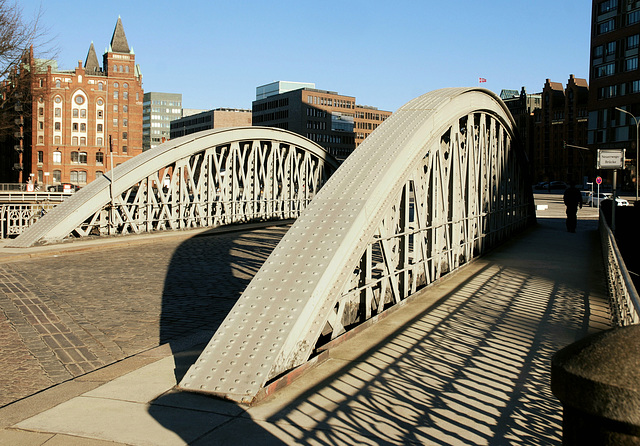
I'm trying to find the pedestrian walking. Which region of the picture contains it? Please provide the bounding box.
[563,182,582,233]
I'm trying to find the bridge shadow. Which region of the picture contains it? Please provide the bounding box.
[157,224,291,383]
[147,215,609,444]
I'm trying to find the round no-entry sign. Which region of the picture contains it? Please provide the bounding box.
[596,176,602,185]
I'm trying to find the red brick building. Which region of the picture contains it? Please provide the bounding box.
[23,17,143,188]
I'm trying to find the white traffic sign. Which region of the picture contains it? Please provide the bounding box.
[597,149,625,169]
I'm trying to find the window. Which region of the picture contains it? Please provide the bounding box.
[122,146,128,153]
[75,96,84,105]
[122,132,128,140]
[80,137,86,146]
[114,91,118,99]
[606,41,616,55]
[97,137,103,146]
[38,121,44,130]
[599,0,618,14]
[37,151,43,164]
[71,151,79,163]
[54,136,61,144]
[97,124,103,132]
[73,109,79,118]
[123,105,128,113]
[55,108,61,117]
[598,19,615,34]
[96,171,103,178]
[55,80,61,88]
[123,83,128,88]
[38,107,44,116]
[628,34,640,50]
[73,123,78,131]
[53,170,61,182]
[80,123,86,132]
[70,171,77,183]
[72,136,78,145]
[55,122,61,131]
[123,119,128,127]
[113,104,118,112]
[632,80,640,93]
[38,171,43,183]
[98,82,103,91]
[596,62,616,77]
[123,91,128,100]
[628,10,640,25]
[626,57,638,71]
[80,109,86,118]
[113,118,118,126]
[114,82,119,88]
[78,152,87,164]
[96,152,104,165]
[97,110,103,118]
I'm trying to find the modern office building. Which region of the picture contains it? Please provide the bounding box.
[169,108,252,139]
[0,17,143,187]
[252,81,392,161]
[588,0,640,188]
[143,92,182,151]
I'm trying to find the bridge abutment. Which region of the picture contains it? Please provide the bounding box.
[552,325,640,445]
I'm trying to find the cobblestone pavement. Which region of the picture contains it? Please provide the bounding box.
[0,226,288,408]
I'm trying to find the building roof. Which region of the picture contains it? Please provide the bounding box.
[109,17,130,53]
[84,42,100,73]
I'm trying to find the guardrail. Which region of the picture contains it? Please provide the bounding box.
[0,203,57,239]
[599,210,640,325]
[0,192,71,203]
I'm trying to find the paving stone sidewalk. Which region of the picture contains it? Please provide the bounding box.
[0,225,288,408]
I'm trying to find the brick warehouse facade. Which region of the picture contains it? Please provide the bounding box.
[3,17,143,188]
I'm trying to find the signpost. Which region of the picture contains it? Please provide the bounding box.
[597,149,625,233]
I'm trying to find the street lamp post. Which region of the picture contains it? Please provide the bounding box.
[615,107,640,203]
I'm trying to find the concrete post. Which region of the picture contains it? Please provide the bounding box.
[551,325,640,445]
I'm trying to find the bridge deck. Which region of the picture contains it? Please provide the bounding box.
[0,195,611,445]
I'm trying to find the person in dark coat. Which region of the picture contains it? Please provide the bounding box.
[563,182,582,233]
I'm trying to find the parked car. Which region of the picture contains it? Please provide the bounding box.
[580,191,592,204]
[47,184,80,193]
[549,181,568,191]
[588,193,630,207]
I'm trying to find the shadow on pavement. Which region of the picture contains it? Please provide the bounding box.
[147,215,609,445]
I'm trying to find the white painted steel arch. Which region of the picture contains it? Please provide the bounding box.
[8,127,338,247]
[179,88,534,403]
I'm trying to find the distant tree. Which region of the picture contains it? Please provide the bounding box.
[0,1,55,182]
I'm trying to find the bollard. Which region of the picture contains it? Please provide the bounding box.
[551,325,640,445]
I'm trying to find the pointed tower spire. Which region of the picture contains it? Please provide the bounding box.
[84,42,100,73]
[109,16,130,53]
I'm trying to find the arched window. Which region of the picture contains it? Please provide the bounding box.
[96,152,104,165]
[53,151,62,163]
[98,82,103,91]
[53,170,61,182]
[55,79,61,88]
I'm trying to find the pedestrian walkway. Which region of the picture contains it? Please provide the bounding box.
[0,198,611,445]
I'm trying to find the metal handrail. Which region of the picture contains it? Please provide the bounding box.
[599,210,640,325]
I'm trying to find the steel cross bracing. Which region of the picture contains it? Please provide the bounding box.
[179,88,534,403]
[8,127,339,247]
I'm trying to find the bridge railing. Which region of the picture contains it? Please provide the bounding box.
[599,210,640,325]
[0,203,56,239]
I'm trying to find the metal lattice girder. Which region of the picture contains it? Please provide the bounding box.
[7,127,339,247]
[179,88,534,403]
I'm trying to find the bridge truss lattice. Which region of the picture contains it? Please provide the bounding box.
[179,88,535,403]
[9,127,339,247]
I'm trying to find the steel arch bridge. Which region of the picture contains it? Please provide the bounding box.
[8,127,339,247]
[179,87,535,403]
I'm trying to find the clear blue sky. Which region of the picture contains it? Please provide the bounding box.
[19,0,592,112]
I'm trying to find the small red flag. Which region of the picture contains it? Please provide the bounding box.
[479,78,487,83]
